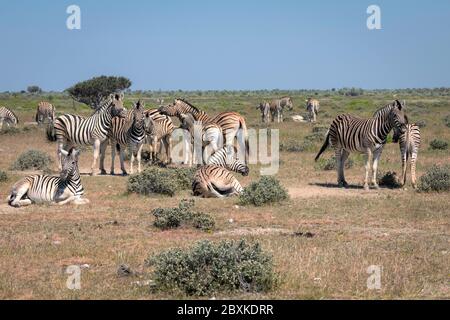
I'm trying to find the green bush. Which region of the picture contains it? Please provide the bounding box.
[315,156,354,171]
[418,165,450,192]
[0,126,21,135]
[152,199,215,231]
[378,171,402,189]
[127,167,195,197]
[429,139,448,150]
[146,239,276,296]
[11,150,53,171]
[239,176,289,206]
[0,170,7,182]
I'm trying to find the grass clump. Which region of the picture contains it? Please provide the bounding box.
[418,165,450,192]
[429,139,448,150]
[239,176,289,206]
[315,156,354,171]
[145,239,277,296]
[0,170,8,182]
[152,199,215,231]
[378,171,402,189]
[11,149,53,171]
[0,126,21,135]
[127,167,195,197]
[444,114,450,128]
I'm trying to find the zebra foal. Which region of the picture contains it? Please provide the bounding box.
[192,165,244,198]
[393,123,421,189]
[35,101,55,125]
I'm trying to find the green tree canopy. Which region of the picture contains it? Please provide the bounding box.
[66,76,132,109]
[27,85,42,94]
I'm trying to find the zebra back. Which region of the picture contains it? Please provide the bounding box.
[0,106,19,125]
[207,145,249,176]
[399,124,421,159]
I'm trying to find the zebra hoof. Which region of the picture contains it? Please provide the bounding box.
[100,170,107,175]
[338,181,349,189]
[121,172,128,177]
[110,171,115,176]
[363,184,370,191]
[372,184,380,190]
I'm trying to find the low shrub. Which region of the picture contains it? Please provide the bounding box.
[378,171,402,189]
[0,126,20,135]
[280,139,314,152]
[429,139,448,150]
[152,199,215,231]
[315,156,354,171]
[127,167,195,196]
[145,239,277,296]
[418,165,450,192]
[444,115,450,128]
[11,150,53,171]
[239,176,289,206]
[0,170,7,182]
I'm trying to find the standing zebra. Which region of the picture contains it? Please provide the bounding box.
[158,99,249,163]
[99,100,146,175]
[7,148,89,207]
[315,100,407,190]
[51,93,125,176]
[306,98,320,123]
[393,123,421,189]
[35,101,55,125]
[257,102,271,123]
[192,165,244,198]
[144,112,175,164]
[0,106,19,129]
[269,97,293,123]
[207,145,249,176]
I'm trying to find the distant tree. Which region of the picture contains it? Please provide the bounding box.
[27,85,42,94]
[66,76,132,109]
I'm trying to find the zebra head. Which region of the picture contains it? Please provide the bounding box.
[285,97,293,111]
[230,160,249,176]
[179,113,196,130]
[143,112,155,134]
[60,148,80,181]
[374,100,408,135]
[158,100,180,116]
[392,114,409,143]
[109,93,125,118]
[132,100,145,125]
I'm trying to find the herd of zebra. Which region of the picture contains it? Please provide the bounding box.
[1,95,421,207]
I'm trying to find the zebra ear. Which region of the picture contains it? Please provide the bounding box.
[60,149,69,156]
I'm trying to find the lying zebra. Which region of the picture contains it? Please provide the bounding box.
[393,123,421,189]
[7,148,89,207]
[193,145,249,198]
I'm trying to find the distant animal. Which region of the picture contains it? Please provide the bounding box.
[306,98,320,122]
[257,102,271,123]
[35,101,55,125]
[192,165,244,198]
[158,99,249,163]
[207,145,249,176]
[315,100,408,190]
[51,93,125,176]
[179,113,222,165]
[143,112,175,164]
[393,123,421,189]
[0,106,19,129]
[99,100,146,176]
[269,97,293,123]
[7,148,89,207]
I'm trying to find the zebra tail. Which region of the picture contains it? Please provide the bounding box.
[239,117,249,164]
[315,132,330,161]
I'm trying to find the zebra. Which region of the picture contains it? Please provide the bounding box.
[393,123,421,189]
[7,148,89,207]
[51,93,125,176]
[158,99,249,163]
[315,100,408,190]
[306,98,320,123]
[257,102,271,123]
[192,165,244,198]
[0,106,19,129]
[35,101,55,125]
[269,97,293,123]
[207,145,249,176]
[143,112,176,164]
[179,113,223,165]
[99,100,146,175]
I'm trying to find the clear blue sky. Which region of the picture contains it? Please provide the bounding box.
[1,0,449,91]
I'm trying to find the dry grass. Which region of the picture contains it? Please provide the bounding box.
[0,94,449,300]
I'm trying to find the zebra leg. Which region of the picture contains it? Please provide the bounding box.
[166,136,173,164]
[364,150,373,190]
[335,149,347,188]
[136,143,144,173]
[90,139,101,176]
[110,142,116,175]
[401,156,407,187]
[57,140,65,171]
[99,140,108,175]
[119,146,128,176]
[371,150,382,189]
[411,153,418,189]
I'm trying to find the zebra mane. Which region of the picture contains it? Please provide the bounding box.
[373,103,395,118]
[94,95,114,114]
[3,106,19,123]
[176,98,201,113]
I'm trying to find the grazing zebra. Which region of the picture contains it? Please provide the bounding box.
[269,97,293,123]
[306,98,320,123]
[393,123,421,189]
[144,112,176,164]
[192,165,244,198]
[179,113,223,165]
[7,148,89,207]
[158,99,249,163]
[207,145,249,176]
[0,106,19,129]
[315,100,407,190]
[257,102,271,123]
[52,93,125,175]
[35,101,55,125]
[99,100,146,175]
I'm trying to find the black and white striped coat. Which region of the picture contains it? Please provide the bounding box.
[394,123,421,188]
[315,100,408,190]
[7,148,89,207]
[207,145,249,176]
[192,165,244,198]
[144,112,175,164]
[0,106,19,128]
[52,93,125,175]
[35,101,55,125]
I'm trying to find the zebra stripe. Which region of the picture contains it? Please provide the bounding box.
[144,113,175,164]
[315,100,408,190]
[8,148,88,207]
[0,106,19,128]
[192,165,244,198]
[269,97,293,123]
[306,98,320,123]
[257,102,271,123]
[36,101,55,124]
[53,93,125,175]
[207,145,249,176]
[396,124,421,188]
